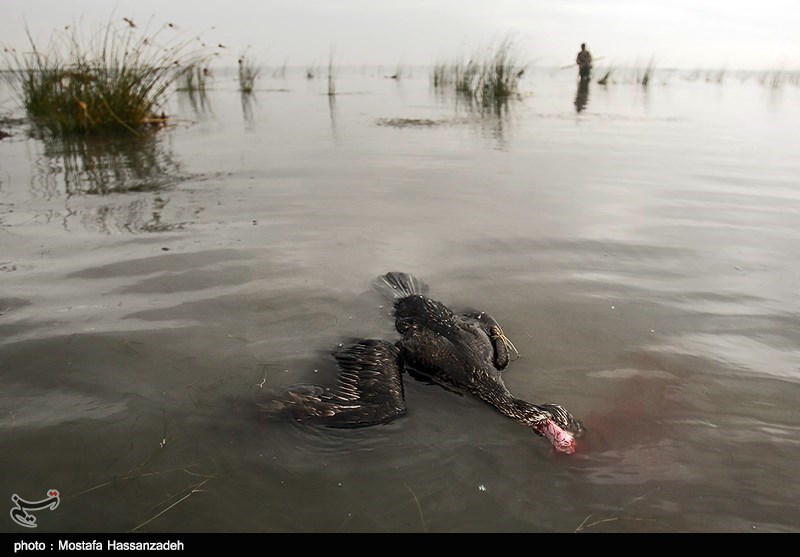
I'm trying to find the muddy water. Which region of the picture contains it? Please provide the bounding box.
[1,69,799,532]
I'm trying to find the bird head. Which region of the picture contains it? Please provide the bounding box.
[538,402,584,454]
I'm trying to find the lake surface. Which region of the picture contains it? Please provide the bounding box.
[1,67,799,532]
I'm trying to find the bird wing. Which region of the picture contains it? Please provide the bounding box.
[262,340,406,428]
[327,339,406,411]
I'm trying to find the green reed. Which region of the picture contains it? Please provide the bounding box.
[431,37,526,103]
[482,37,525,98]
[454,57,482,95]
[2,17,214,135]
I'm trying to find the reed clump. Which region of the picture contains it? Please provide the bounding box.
[432,61,449,88]
[327,50,337,96]
[482,38,525,98]
[639,60,655,86]
[177,64,212,93]
[2,18,214,135]
[431,37,526,103]
[758,67,800,89]
[454,57,482,95]
[237,54,261,94]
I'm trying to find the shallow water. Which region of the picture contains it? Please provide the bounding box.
[1,69,799,532]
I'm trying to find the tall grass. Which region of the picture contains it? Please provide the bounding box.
[327,50,337,96]
[431,37,526,103]
[1,17,214,135]
[432,61,449,88]
[638,59,656,86]
[177,64,211,92]
[237,54,261,94]
[482,38,525,98]
[454,57,482,95]
[176,63,211,112]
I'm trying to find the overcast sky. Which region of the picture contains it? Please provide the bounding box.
[2,0,798,70]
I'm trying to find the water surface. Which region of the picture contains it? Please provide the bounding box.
[1,69,799,532]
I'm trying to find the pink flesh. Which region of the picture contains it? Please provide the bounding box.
[538,419,576,454]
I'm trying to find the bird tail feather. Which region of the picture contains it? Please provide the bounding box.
[373,272,428,300]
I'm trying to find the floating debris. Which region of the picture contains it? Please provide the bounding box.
[375,118,448,128]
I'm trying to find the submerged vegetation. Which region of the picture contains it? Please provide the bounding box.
[1,18,215,135]
[431,38,526,103]
[375,117,448,128]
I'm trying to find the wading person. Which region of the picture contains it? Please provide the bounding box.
[576,43,592,81]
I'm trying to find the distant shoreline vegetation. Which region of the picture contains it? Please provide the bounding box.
[586,64,799,88]
[1,17,218,136]
[2,17,798,138]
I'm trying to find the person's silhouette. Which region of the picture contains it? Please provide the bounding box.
[576,43,593,81]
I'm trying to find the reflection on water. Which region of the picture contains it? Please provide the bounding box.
[60,193,187,235]
[328,93,339,141]
[176,86,212,117]
[428,87,519,150]
[240,92,257,131]
[31,132,184,196]
[19,130,192,234]
[453,93,517,150]
[575,79,590,112]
